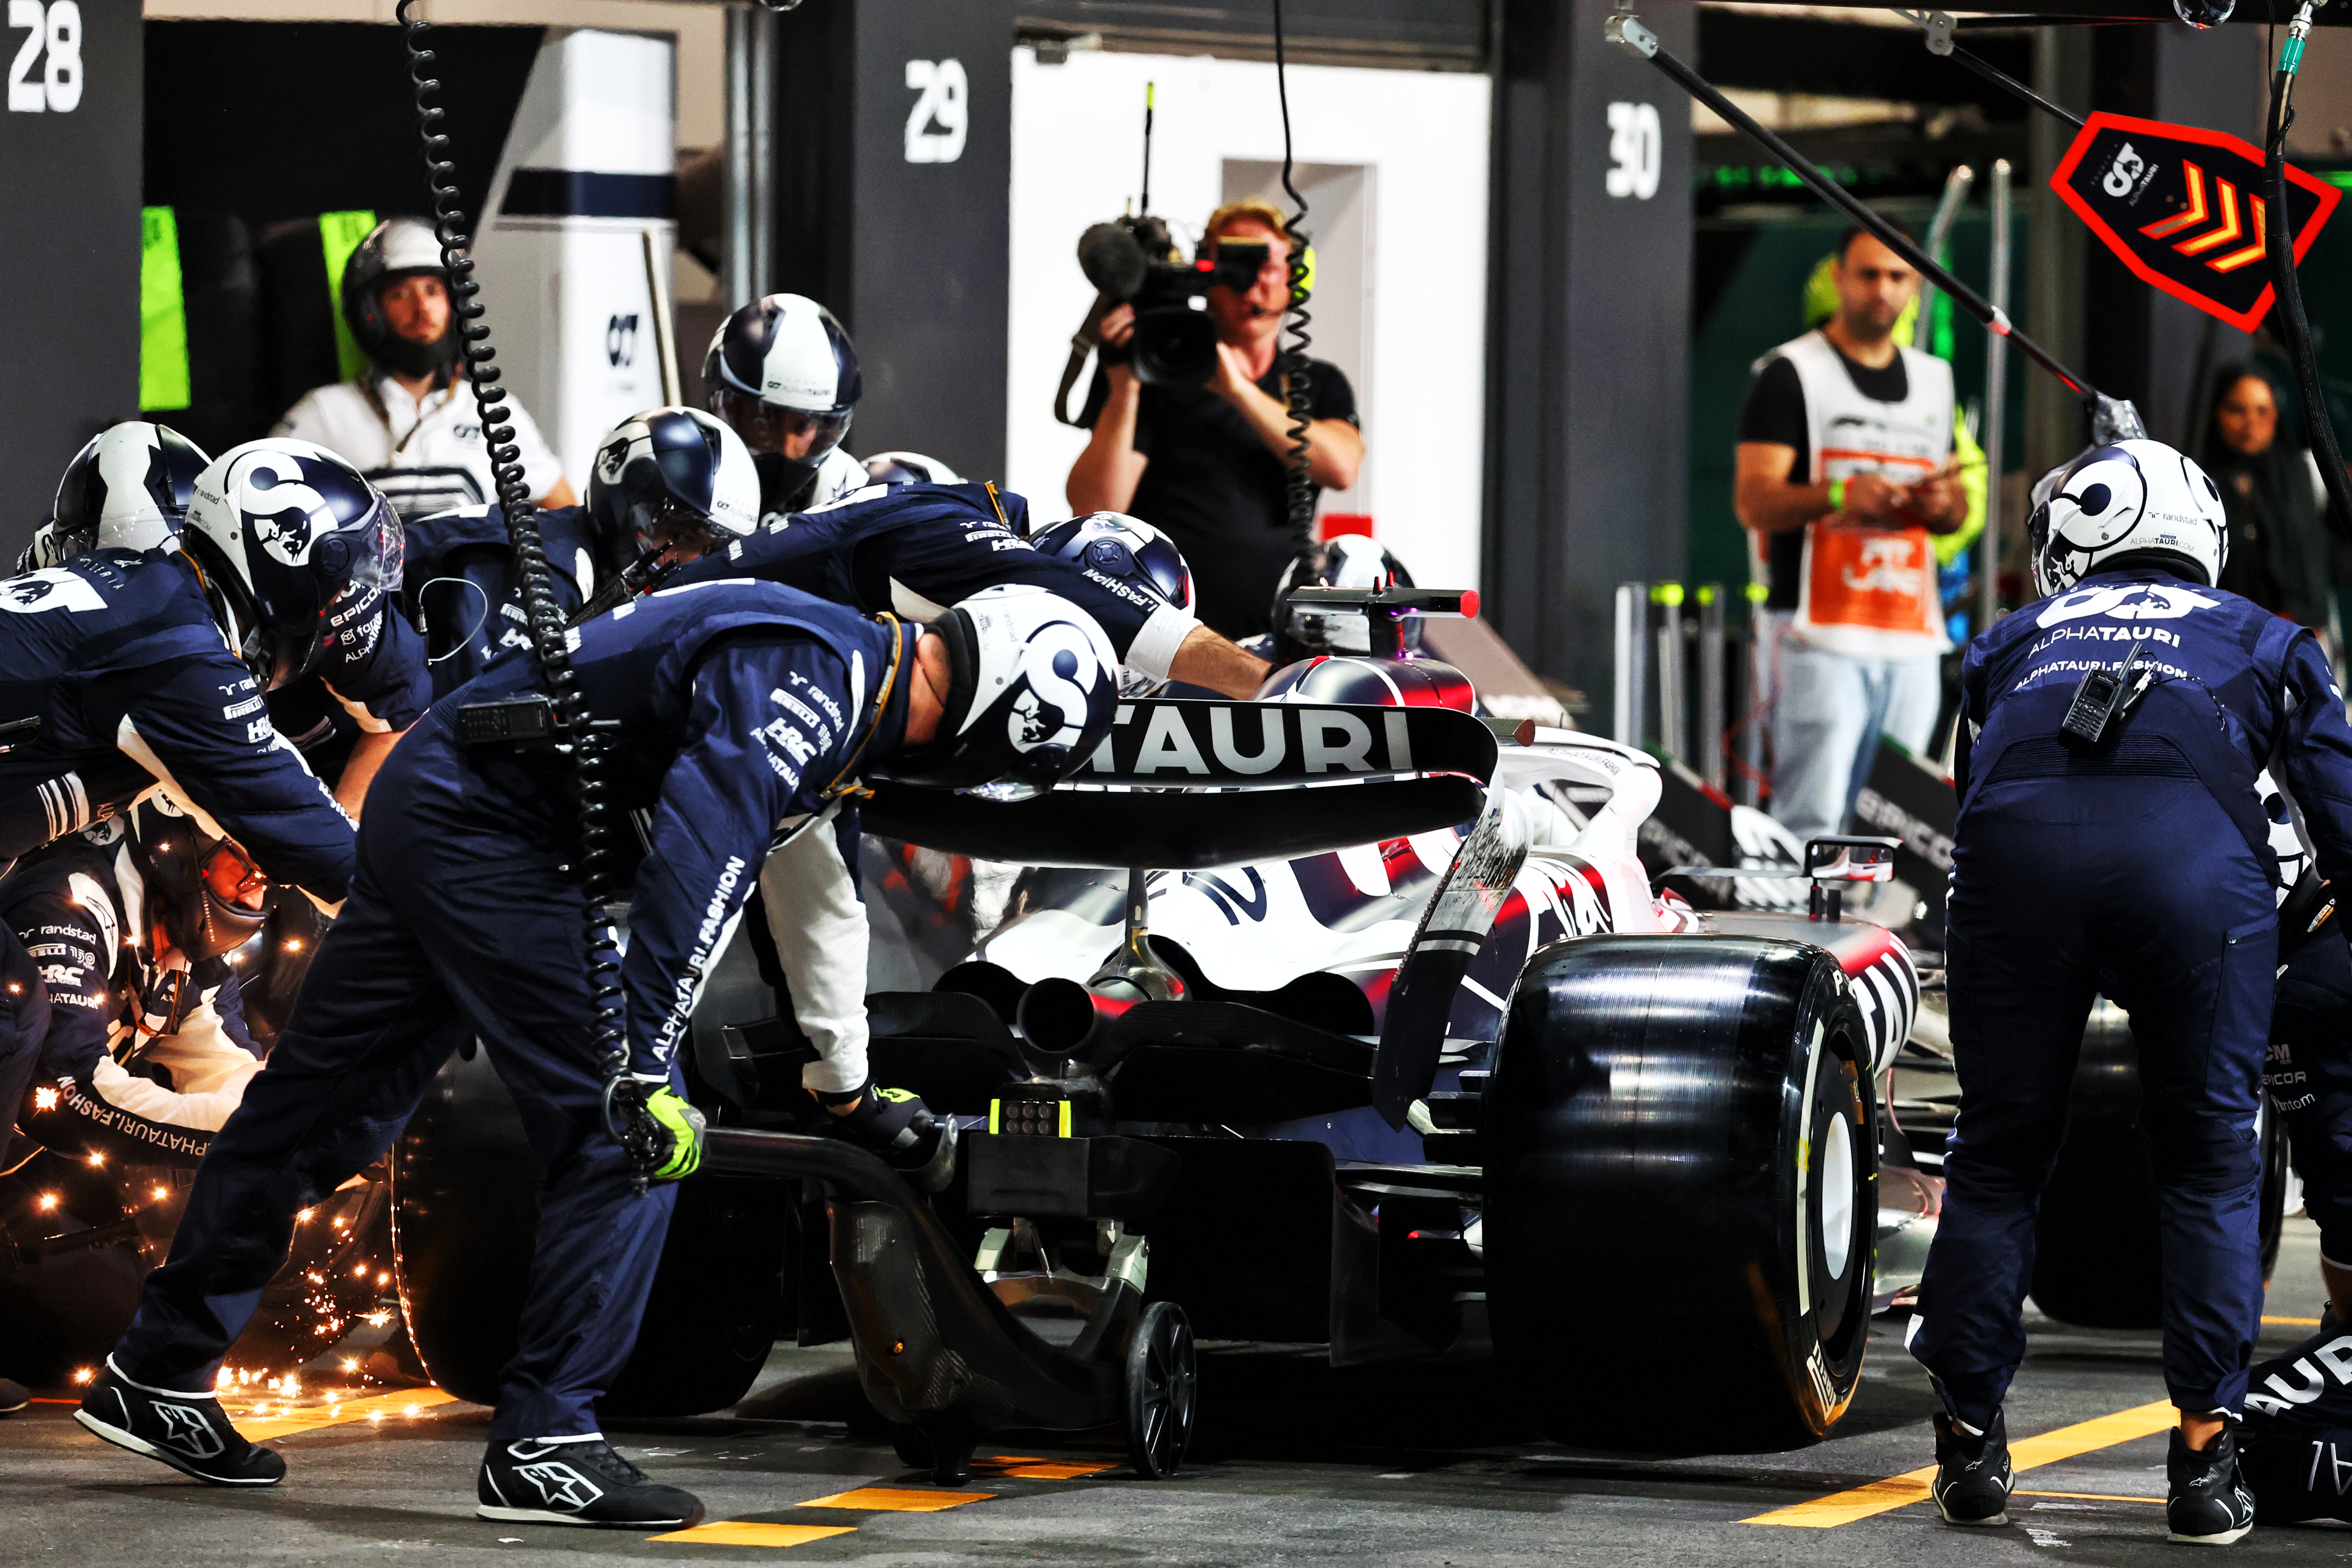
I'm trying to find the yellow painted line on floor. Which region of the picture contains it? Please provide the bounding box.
[650,1523,856,1548]
[2017,1490,2164,1504]
[2265,1316,2325,1327]
[1744,1399,2176,1528]
[238,1388,457,1441]
[973,1455,1113,1480]
[797,1486,991,1512]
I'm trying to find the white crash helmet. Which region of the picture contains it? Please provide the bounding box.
[877,584,1120,798]
[587,406,760,563]
[33,422,214,566]
[1029,512,1194,613]
[2028,438,2229,597]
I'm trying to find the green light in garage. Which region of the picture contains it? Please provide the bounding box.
[140,206,191,413]
[2322,171,2352,189]
[318,210,379,384]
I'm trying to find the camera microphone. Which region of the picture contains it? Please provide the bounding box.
[1076,223,1149,300]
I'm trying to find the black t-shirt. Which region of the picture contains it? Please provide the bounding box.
[1081,357,1359,638]
[1736,346,1910,610]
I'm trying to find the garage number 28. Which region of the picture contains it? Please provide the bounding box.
[7,0,80,114]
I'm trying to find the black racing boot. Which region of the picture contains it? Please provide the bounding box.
[2167,1424,2256,1546]
[1932,1409,2013,1526]
[477,1436,705,1529]
[74,1359,286,1485]
[0,1377,27,1415]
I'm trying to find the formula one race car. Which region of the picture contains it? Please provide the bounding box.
[394,584,1918,1466]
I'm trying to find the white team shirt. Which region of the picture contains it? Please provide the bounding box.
[274,371,567,521]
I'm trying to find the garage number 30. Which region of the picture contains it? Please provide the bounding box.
[8,0,80,114]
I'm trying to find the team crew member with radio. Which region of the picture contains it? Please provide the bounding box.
[74,576,1118,1526]
[703,293,871,524]
[1735,224,1968,844]
[1911,439,2352,1545]
[34,428,432,819]
[1069,200,1363,640]
[275,218,574,523]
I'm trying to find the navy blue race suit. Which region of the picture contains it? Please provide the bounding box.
[107,579,918,1442]
[402,503,604,699]
[1912,566,2352,1426]
[3,831,261,1172]
[0,553,354,897]
[0,552,353,1162]
[672,482,1200,681]
[2269,928,2352,1277]
[2241,1320,2352,1521]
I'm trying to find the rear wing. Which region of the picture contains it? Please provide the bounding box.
[865,700,1498,870]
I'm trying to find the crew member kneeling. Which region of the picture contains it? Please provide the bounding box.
[1912,439,2352,1545]
[73,575,1118,1529]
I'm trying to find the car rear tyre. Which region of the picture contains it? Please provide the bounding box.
[392,1045,786,1413]
[2031,1004,2290,1329]
[1484,934,1878,1450]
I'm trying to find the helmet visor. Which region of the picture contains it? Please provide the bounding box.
[712,389,851,461]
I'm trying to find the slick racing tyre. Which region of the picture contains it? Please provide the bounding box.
[2031,1004,2290,1329]
[392,1044,787,1413]
[1484,935,1877,1451]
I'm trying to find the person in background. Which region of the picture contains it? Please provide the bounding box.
[275,218,574,522]
[2201,363,2339,637]
[1068,198,1364,641]
[1734,223,1969,844]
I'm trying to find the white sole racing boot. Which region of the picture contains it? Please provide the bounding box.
[74,1357,286,1485]
[1931,1409,2013,1526]
[477,1434,706,1529]
[2167,1425,2256,1546]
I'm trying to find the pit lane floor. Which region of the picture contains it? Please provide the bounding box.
[0,1217,2339,1566]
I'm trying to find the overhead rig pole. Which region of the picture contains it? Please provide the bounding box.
[1605,8,2147,446]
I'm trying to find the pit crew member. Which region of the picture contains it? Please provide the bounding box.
[75,578,1119,1529]
[0,443,385,1167]
[670,486,1267,699]
[1911,439,2352,1544]
[405,408,757,697]
[702,292,870,522]
[4,804,269,1175]
[274,217,574,520]
[34,427,430,818]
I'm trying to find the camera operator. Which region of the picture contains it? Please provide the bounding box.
[1068,199,1363,641]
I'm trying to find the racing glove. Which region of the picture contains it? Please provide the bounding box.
[644,1085,707,1181]
[816,1079,942,1166]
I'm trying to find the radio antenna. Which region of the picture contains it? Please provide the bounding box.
[1140,81,1156,215]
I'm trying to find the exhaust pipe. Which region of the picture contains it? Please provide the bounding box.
[1015,977,1140,1057]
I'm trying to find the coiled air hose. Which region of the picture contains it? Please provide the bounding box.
[395,1,648,1187]
[1270,0,1318,543]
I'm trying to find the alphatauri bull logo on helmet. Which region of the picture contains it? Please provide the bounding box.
[224,448,339,567]
[1005,623,1105,753]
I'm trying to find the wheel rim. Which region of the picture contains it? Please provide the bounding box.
[1818,1110,1854,1283]
[1130,1308,1196,1477]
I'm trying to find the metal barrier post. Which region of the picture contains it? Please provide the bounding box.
[1653,582,1686,761]
[1613,582,1648,749]
[1697,583,1726,789]
[1980,158,2012,635]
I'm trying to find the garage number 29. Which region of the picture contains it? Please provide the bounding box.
[8,0,80,114]
[904,58,967,165]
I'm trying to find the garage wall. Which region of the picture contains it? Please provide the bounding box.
[1004,46,1491,595]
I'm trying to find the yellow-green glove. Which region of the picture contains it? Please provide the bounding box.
[645,1086,707,1181]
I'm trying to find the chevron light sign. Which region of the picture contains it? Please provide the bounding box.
[2052,112,2340,332]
